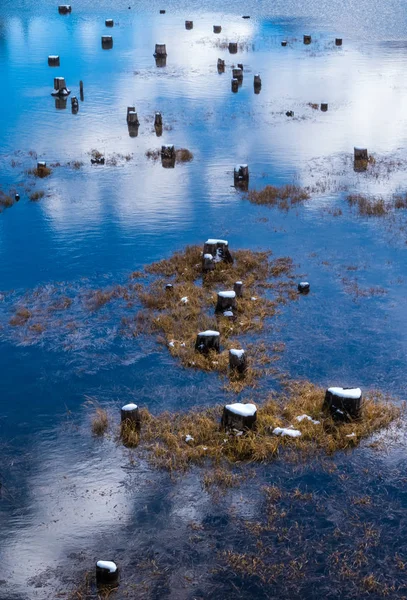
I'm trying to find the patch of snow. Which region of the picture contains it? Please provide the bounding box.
[296,414,320,425]
[251,297,257,301]
[223,310,234,317]
[328,387,362,400]
[273,427,302,438]
[218,291,236,298]
[206,239,228,245]
[185,435,194,442]
[203,253,213,259]
[181,342,185,347]
[235,280,242,285]
[346,433,356,438]
[180,296,188,304]
[299,281,309,287]
[97,561,117,573]
[169,341,175,347]
[225,403,257,417]
[230,349,245,358]
[198,330,220,337]
[122,403,138,411]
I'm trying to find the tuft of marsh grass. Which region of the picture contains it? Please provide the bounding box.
[175,148,194,162]
[346,194,388,216]
[247,185,310,210]
[29,190,45,201]
[0,191,15,210]
[27,166,52,178]
[92,407,109,436]
[126,381,400,471]
[10,307,32,326]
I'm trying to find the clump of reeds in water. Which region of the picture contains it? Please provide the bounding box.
[27,166,52,178]
[0,191,15,211]
[9,307,32,326]
[91,407,109,436]
[346,194,388,216]
[175,148,193,162]
[247,185,310,210]
[127,381,400,471]
[29,190,45,201]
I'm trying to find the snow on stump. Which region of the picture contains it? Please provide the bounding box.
[52,77,70,96]
[102,35,113,49]
[231,78,239,93]
[214,25,222,34]
[229,348,247,373]
[215,290,237,313]
[161,144,175,159]
[195,330,220,354]
[303,34,312,44]
[298,281,310,294]
[154,112,163,127]
[229,42,238,53]
[121,403,140,426]
[324,387,363,421]
[96,560,119,586]
[48,55,60,66]
[105,19,114,27]
[281,40,287,46]
[217,58,225,72]
[203,239,233,264]
[185,20,193,29]
[354,147,368,161]
[165,283,173,292]
[234,281,243,297]
[222,403,257,431]
[335,38,342,46]
[253,74,262,88]
[202,253,215,273]
[234,165,249,188]
[232,68,243,81]
[321,102,328,112]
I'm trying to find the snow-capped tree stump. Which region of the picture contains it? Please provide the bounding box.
[161,145,175,159]
[281,40,287,46]
[105,19,114,27]
[232,68,243,81]
[121,403,141,426]
[96,561,119,586]
[221,403,257,431]
[323,387,362,420]
[71,96,79,113]
[202,253,215,273]
[321,103,328,112]
[203,239,233,264]
[298,281,310,294]
[231,78,239,93]
[229,349,247,373]
[234,281,243,297]
[229,42,238,53]
[254,74,262,88]
[154,112,163,127]
[215,291,237,313]
[165,283,173,292]
[217,58,225,72]
[195,330,220,354]
[234,165,249,187]
[185,20,193,29]
[58,5,72,14]
[303,34,312,44]
[48,55,60,66]
[127,107,139,125]
[102,35,113,49]
[15,193,20,202]
[335,38,342,46]
[214,25,222,33]
[52,77,70,96]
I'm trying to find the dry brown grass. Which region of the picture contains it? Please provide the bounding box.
[10,307,32,326]
[308,103,319,110]
[145,149,161,161]
[127,381,399,471]
[247,185,310,210]
[0,191,15,210]
[27,166,52,178]
[29,190,45,201]
[346,194,389,216]
[120,419,140,448]
[133,246,297,388]
[175,148,194,162]
[92,407,109,436]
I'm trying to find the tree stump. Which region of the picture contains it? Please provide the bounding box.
[321,103,328,112]
[233,281,243,297]
[214,25,222,33]
[58,5,72,14]
[298,281,310,294]
[71,96,79,113]
[96,561,119,586]
[232,68,243,81]
[229,42,238,54]
[102,36,113,49]
[105,19,114,27]
[121,403,140,426]
[185,21,193,29]
[234,165,249,187]
[281,40,287,46]
[154,43,167,57]
[48,55,60,66]
[154,112,163,127]
[231,78,239,93]
[221,403,257,431]
[217,58,225,73]
[215,291,237,313]
[324,387,362,420]
[127,107,139,125]
[195,330,220,354]
[253,74,261,88]
[335,38,342,46]
[303,34,312,44]
[354,147,368,161]
[203,239,233,264]
[165,283,173,292]
[229,349,247,373]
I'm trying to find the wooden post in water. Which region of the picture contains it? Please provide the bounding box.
[323,387,362,420]
[195,330,220,354]
[221,403,257,431]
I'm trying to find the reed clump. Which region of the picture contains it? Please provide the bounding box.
[91,407,109,436]
[346,194,389,216]
[175,148,194,162]
[27,166,52,178]
[30,190,45,201]
[247,185,310,210]
[0,191,15,210]
[10,307,32,326]
[129,382,399,471]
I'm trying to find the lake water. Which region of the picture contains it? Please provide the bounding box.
[1,0,407,598]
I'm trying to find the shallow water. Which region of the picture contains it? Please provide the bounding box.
[1,1,407,598]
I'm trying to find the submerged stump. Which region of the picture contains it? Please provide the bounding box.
[303,34,312,44]
[217,58,225,72]
[102,35,113,49]
[221,403,257,431]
